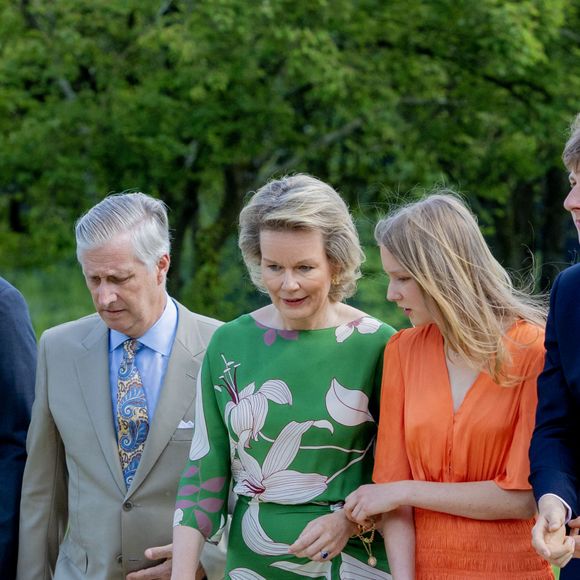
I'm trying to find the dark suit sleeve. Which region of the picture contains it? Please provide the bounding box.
[0,281,36,578]
[529,271,580,515]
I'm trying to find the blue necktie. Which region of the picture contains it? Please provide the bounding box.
[117,339,149,488]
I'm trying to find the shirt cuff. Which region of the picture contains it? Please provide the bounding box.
[541,493,573,523]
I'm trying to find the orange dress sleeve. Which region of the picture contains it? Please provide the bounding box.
[373,331,412,483]
[494,325,546,490]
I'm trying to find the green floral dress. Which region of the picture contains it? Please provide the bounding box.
[174,314,395,579]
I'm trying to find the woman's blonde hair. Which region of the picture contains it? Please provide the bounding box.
[375,191,546,384]
[239,174,364,302]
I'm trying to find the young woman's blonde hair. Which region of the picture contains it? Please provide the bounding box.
[239,174,364,302]
[375,191,546,384]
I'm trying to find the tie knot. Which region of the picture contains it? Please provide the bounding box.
[123,338,141,359]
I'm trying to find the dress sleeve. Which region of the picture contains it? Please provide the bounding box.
[494,327,545,491]
[369,323,397,421]
[174,346,231,543]
[373,331,412,483]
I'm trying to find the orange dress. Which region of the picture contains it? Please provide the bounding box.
[374,321,553,579]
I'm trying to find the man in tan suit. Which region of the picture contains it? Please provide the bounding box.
[17,193,226,579]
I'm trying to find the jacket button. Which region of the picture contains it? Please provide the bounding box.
[123,501,133,511]
[116,554,123,564]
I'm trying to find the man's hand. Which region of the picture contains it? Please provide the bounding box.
[125,544,207,580]
[531,495,575,568]
[568,516,580,558]
[126,544,173,580]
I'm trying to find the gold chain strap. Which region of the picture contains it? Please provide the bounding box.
[352,522,377,567]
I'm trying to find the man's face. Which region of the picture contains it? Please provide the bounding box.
[80,233,169,338]
[564,168,580,243]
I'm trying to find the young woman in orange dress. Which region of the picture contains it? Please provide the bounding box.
[345,192,554,579]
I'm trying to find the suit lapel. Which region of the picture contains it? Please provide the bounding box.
[127,305,204,495]
[76,319,127,495]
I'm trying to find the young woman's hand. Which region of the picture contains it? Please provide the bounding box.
[344,483,405,525]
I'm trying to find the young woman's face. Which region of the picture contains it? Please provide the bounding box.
[380,246,434,327]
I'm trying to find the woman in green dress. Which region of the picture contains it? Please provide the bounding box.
[172,175,396,579]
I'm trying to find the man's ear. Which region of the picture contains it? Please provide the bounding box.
[156,254,171,284]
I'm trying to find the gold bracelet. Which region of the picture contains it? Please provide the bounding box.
[352,522,377,567]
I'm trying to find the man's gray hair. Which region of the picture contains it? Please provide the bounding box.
[75,192,171,268]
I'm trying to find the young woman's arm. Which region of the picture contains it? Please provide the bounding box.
[346,480,535,524]
[381,506,415,580]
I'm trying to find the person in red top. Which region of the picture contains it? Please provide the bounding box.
[345,192,553,579]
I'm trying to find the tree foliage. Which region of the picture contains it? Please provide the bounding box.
[1,0,579,322]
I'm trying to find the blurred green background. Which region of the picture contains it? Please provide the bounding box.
[0,3,573,575]
[1,0,579,338]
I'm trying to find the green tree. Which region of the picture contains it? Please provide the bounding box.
[1,0,578,326]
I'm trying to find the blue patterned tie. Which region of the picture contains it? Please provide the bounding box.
[117,339,149,488]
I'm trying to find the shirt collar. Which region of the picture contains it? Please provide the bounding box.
[109,295,177,356]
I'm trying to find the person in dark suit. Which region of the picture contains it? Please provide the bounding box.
[17,193,226,580]
[0,277,36,579]
[530,113,580,578]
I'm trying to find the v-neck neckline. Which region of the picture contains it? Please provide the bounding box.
[433,328,483,417]
[444,355,482,415]
[433,319,524,416]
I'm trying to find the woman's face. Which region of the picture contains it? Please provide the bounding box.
[260,229,335,330]
[380,246,434,327]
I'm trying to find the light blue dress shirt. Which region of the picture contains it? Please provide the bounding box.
[109,296,178,427]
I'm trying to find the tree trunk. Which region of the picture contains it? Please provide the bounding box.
[165,181,200,300]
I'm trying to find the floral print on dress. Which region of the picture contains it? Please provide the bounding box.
[175,314,395,578]
[239,501,393,578]
[241,500,290,556]
[234,422,331,503]
[217,354,293,441]
[335,316,382,343]
[174,465,226,536]
[230,569,267,580]
[272,555,393,579]
[325,378,375,426]
[255,320,299,345]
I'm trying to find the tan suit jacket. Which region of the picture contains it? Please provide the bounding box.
[17,302,225,580]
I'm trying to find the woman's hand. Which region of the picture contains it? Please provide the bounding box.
[289,509,357,562]
[344,483,405,525]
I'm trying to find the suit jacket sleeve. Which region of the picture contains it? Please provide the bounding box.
[17,332,68,580]
[0,281,36,578]
[529,271,580,515]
